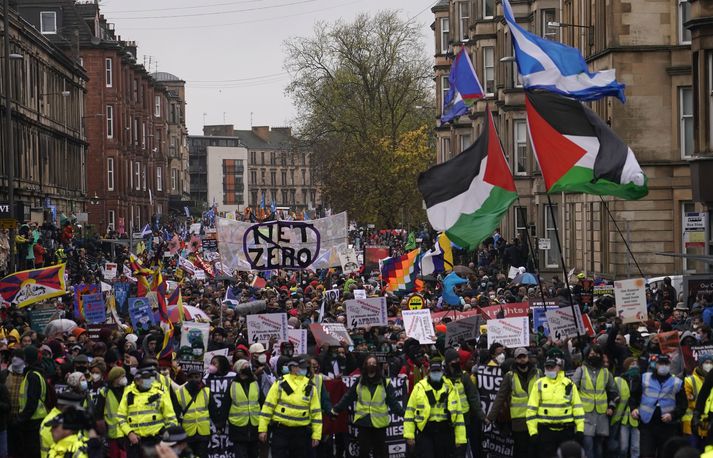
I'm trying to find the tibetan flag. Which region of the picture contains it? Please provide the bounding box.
[167,286,185,323]
[0,264,67,308]
[525,90,647,200]
[380,249,423,294]
[450,48,484,103]
[157,281,174,358]
[129,253,152,276]
[418,107,517,250]
[502,0,625,102]
[420,233,454,276]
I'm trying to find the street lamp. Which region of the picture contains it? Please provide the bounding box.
[499,56,516,63]
[89,193,102,206]
[546,21,594,45]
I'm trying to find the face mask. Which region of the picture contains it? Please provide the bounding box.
[79,380,88,391]
[545,370,557,379]
[208,364,218,375]
[10,358,25,374]
[129,367,138,376]
[282,366,289,374]
[91,373,102,382]
[588,355,602,366]
[703,362,713,373]
[258,354,267,364]
[140,378,154,389]
[495,354,505,365]
[429,371,443,382]
[657,365,671,376]
[297,368,308,376]
[117,377,128,387]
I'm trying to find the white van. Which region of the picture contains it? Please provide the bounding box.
[646,275,683,298]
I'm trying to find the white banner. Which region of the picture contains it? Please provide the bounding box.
[487,316,529,348]
[545,306,584,340]
[195,269,206,280]
[178,256,196,274]
[247,313,288,343]
[402,309,436,344]
[338,245,360,274]
[445,315,483,346]
[345,297,387,329]
[216,212,348,271]
[614,278,647,324]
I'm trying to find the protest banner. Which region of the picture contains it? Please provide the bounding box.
[402,309,436,344]
[345,375,407,458]
[216,212,348,271]
[431,309,480,323]
[445,315,483,346]
[277,329,308,355]
[103,262,117,280]
[86,323,117,342]
[128,297,155,332]
[487,317,529,348]
[30,304,59,334]
[479,302,529,320]
[247,313,288,343]
[178,256,196,275]
[353,289,367,300]
[693,345,713,361]
[593,284,614,296]
[309,323,354,347]
[476,366,515,457]
[407,294,424,310]
[364,245,390,274]
[325,289,341,303]
[531,305,559,336]
[339,246,360,274]
[73,284,99,321]
[614,278,647,323]
[113,282,130,315]
[684,274,713,307]
[545,307,584,340]
[346,297,388,329]
[82,293,107,324]
[207,374,236,458]
[195,270,206,280]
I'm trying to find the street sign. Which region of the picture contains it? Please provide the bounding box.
[538,238,551,250]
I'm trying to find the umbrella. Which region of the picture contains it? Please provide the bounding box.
[512,272,539,285]
[154,305,210,323]
[452,265,475,276]
[45,318,77,335]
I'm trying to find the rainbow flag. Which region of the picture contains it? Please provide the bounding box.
[380,249,423,294]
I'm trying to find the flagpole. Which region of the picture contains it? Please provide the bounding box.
[599,196,644,278]
[515,202,551,313]
[545,193,582,341]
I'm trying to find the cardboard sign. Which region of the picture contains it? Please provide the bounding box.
[545,306,584,340]
[339,246,360,274]
[73,284,100,321]
[345,297,387,329]
[614,278,647,323]
[402,309,436,344]
[128,297,155,333]
[531,305,559,336]
[246,313,288,344]
[692,345,713,362]
[407,294,424,310]
[353,289,367,300]
[445,315,483,346]
[324,289,341,303]
[487,316,529,348]
[82,293,107,324]
[309,323,354,347]
[277,329,308,355]
[103,263,117,280]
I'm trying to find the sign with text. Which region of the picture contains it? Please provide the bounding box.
[338,246,360,274]
[103,263,117,280]
[614,278,648,323]
[277,329,308,355]
[445,315,483,346]
[402,309,436,344]
[487,316,529,348]
[545,306,584,340]
[480,302,529,320]
[82,293,107,324]
[353,289,367,300]
[246,313,288,343]
[476,366,515,457]
[128,297,155,332]
[345,297,387,329]
[531,305,559,336]
[309,323,354,347]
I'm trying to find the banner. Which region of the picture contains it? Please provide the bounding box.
[247,313,288,343]
[216,212,348,271]
[128,297,155,332]
[345,297,388,329]
[692,345,713,362]
[431,309,480,323]
[178,256,196,275]
[479,302,529,319]
[353,289,367,300]
[309,323,354,347]
[114,282,131,315]
[476,366,515,457]
[177,322,210,373]
[338,246,360,274]
[345,375,407,458]
[614,278,647,323]
[445,315,483,346]
[73,284,100,321]
[487,316,529,348]
[207,375,236,458]
[83,293,107,324]
[545,306,584,340]
[402,309,436,344]
[30,305,59,334]
[103,263,117,280]
[593,284,614,296]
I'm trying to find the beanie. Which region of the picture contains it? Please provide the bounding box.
[23,345,39,365]
[89,357,106,373]
[107,366,126,385]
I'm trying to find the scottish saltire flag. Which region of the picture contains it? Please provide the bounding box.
[441,87,468,124]
[502,0,625,102]
[0,264,67,308]
[140,224,152,238]
[224,286,239,307]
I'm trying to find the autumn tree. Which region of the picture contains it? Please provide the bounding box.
[284,11,434,227]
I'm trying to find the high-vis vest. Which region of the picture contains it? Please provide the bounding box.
[450,377,469,415]
[403,378,467,445]
[611,377,638,428]
[683,373,704,435]
[19,370,48,420]
[579,366,609,414]
[48,432,88,458]
[258,374,323,441]
[526,372,585,436]
[229,380,260,427]
[639,372,683,424]
[313,374,324,401]
[103,388,124,439]
[116,383,178,438]
[354,379,391,428]
[40,407,62,458]
[510,371,537,420]
[176,386,210,437]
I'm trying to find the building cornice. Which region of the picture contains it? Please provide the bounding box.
[587,44,691,61]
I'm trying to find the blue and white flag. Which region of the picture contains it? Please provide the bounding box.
[441,84,469,124]
[502,0,625,102]
[140,224,152,238]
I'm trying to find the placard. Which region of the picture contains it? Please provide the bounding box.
[178,322,210,367]
[206,375,236,458]
[545,307,583,340]
[445,315,483,346]
[103,262,117,280]
[692,345,713,362]
[479,302,529,319]
[246,313,288,343]
[402,309,436,344]
[309,323,354,347]
[593,285,614,296]
[195,269,206,280]
[353,289,367,300]
[614,278,647,323]
[476,366,515,456]
[407,294,424,310]
[339,246,360,274]
[30,305,59,334]
[538,238,551,250]
[82,293,107,324]
[128,297,155,333]
[277,329,308,355]
[345,297,387,329]
[487,316,529,348]
[531,305,559,336]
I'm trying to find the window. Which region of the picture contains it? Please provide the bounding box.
[679,0,691,44]
[142,122,146,149]
[156,167,163,191]
[132,79,138,102]
[440,18,450,54]
[440,137,451,163]
[514,120,528,175]
[222,159,245,205]
[107,158,115,191]
[134,162,141,191]
[483,47,495,96]
[251,191,258,206]
[483,0,494,19]
[541,9,557,39]
[171,168,178,191]
[154,95,161,117]
[40,11,57,34]
[281,171,287,185]
[271,190,277,203]
[544,204,560,268]
[106,105,114,138]
[271,171,276,186]
[133,118,139,145]
[302,169,306,185]
[441,75,450,115]
[250,170,257,185]
[105,58,113,87]
[282,190,289,204]
[129,161,133,190]
[459,2,470,41]
[459,133,471,153]
[250,151,256,164]
[514,206,528,239]
[108,210,115,231]
[142,164,147,191]
[680,86,693,158]
[261,170,266,184]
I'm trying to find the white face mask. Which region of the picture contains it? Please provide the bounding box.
[657,365,671,376]
[495,354,505,365]
[545,370,558,379]
[117,377,128,387]
[258,354,267,364]
[91,373,102,382]
[704,362,713,373]
[129,367,137,376]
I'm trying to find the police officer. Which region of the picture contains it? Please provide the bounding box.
[94,366,128,458]
[683,354,712,445]
[174,368,210,456]
[40,392,85,458]
[526,357,585,458]
[609,360,639,458]
[18,345,49,458]
[45,406,101,458]
[487,347,541,458]
[332,355,405,458]
[632,354,686,458]
[443,348,482,457]
[228,359,262,458]
[403,358,466,458]
[117,362,178,458]
[259,356,322,458]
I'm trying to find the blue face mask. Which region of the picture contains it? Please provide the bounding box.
[429,371,443,382]
[79,380,88,391]
[298,368,308,377]
[282,366,289,375]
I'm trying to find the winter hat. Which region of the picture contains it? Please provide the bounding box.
[233,359,250,372]
[107,366,126,385]
[23,345,39,365]
[66,371,85,389]
[89,357,106,373]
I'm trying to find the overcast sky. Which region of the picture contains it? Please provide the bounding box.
[103,0,438,135]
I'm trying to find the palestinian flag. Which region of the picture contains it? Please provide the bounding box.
[418,107,517,250]
[526,90,647,199]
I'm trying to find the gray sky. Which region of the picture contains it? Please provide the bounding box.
[104,0,438,135]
